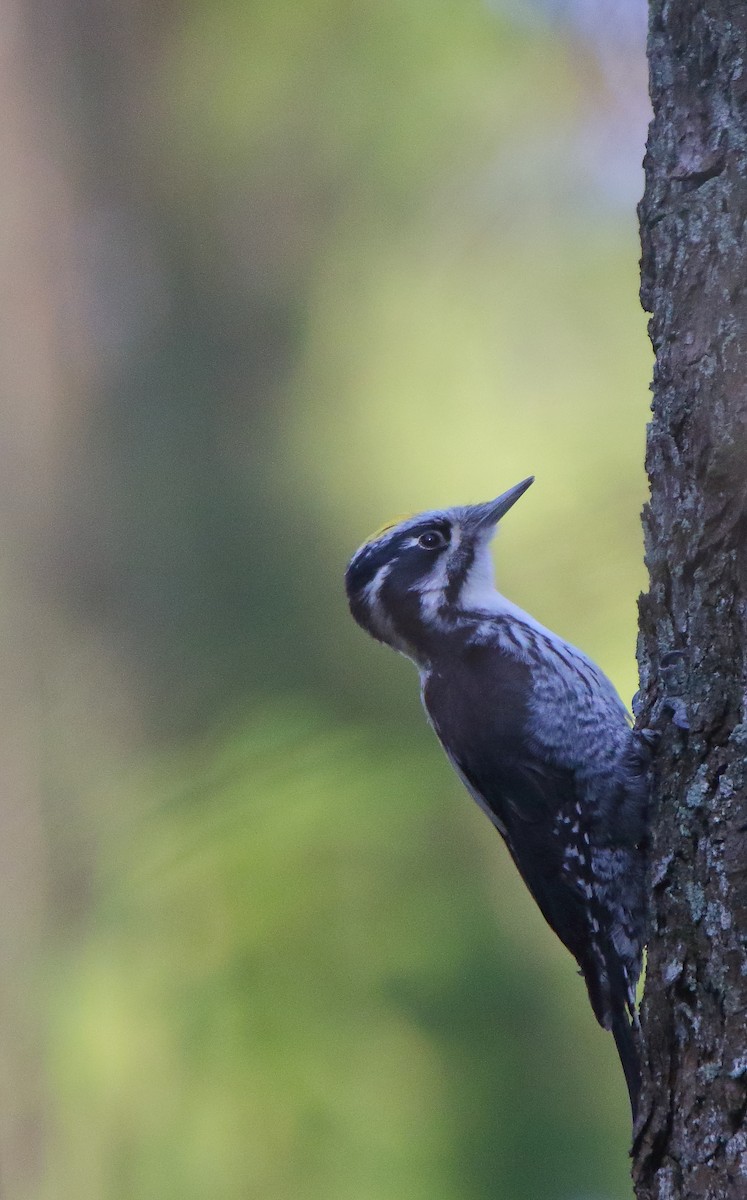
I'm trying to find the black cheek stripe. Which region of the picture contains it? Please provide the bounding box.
[444,543,474,606]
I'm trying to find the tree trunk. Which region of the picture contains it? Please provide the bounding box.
[634,6,747,1198]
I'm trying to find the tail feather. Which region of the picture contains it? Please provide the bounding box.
[612,1009,640,1120]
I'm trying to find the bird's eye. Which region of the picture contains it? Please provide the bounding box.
[417,529,448,550]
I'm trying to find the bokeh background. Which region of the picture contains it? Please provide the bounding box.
[1,1,652,1197]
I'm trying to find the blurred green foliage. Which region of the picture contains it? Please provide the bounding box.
[43,710,635,1200]
[12,1,651,1197]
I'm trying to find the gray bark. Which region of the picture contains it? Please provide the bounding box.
[634,5,747,1198]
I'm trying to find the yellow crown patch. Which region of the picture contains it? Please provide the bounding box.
[364,514,412,545]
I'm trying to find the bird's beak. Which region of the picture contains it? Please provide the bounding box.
[466,476,534,534]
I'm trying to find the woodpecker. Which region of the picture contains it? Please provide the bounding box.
[345,477,650,1118]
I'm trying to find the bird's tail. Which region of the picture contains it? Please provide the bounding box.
[612,1009,640,1121]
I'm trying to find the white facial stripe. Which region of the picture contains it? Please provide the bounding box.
[361,560,392,609]
[413,526,461,616]
[417,555,450,616]
[361,561,397,639]
[360,560,415,655]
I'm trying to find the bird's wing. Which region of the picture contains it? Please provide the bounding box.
[457,749,594,958]
[422,644,630,1024]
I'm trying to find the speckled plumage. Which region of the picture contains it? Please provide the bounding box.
[345,480,651,1117]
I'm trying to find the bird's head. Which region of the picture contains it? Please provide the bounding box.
[345,476,534,664]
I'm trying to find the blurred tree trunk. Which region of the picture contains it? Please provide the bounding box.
[0,4,76,1193]
[0,4,173,1194]
[634,6,747,1199]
